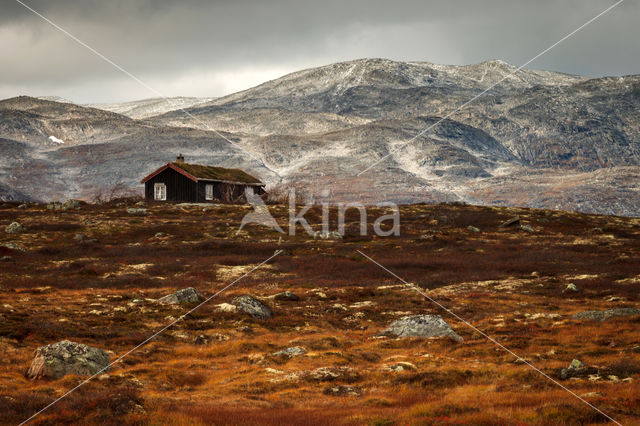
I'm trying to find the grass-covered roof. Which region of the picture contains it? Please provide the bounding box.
[173,162,263,185]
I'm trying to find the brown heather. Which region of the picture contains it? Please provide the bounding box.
[0,200,639,425]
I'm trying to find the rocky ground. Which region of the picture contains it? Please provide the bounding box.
[0,200,639,425]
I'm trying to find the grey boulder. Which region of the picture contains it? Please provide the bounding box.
[158,287,204,304]
[560,359,598,380]
[27,340,110,379]
[382,314,463,342]
[232,295,272,319]
[126,208,148,216]
[272,346,307,358]
[5,222,24,234]
[573,308,640,321]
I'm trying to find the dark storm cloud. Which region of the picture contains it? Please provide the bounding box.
[1,0,638,102]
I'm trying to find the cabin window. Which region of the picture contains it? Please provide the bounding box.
[205,184,214,200]
[154,183,166,200]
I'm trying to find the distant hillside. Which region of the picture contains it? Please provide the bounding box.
[1,58,639,216]
[86,97,216,119]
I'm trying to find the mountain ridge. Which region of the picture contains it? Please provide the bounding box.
[0,58,638,216]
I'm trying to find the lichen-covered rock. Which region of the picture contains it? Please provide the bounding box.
[5,222,24,234]
[560,359,598,380]
[272,346,307,358]
[27,340,110,379]
[307,366,359,382]
[382,314,463,341]
[126,208,148,216]
[158,287,204,304]
[231,295,272,319]
[323,385,362,396]
[215,302,237,313]
[572,308,640,321]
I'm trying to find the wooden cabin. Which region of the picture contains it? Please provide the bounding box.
[141,155,265,203]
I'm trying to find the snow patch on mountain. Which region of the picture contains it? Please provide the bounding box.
[48,135,64,144]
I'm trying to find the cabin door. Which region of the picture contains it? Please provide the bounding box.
[205,184,214,201]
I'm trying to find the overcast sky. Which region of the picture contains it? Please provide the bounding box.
[1,0,637,103]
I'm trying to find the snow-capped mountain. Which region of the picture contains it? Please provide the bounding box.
[86,97,216,119]
[1,58,639,216]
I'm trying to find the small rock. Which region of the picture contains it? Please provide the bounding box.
[520,224,535,232]
[215,303,238,313]
[323,385,362,397]
[569,359,585,369]
[313,231,343,240]
[232,295,272,319]
[194,335,209,345]
[307,366,358,382]
[5,222,24,234]
[17,203,28,209]
[329,303,348,312]
[381,315,463,342]
[467,225,480,233]
[154,232,166,238]
[564,283,580,293]
[573,308,640,322]
[382,362,417,373]
[560,359,598,380]
[1,256,12,261]
[499,216,521,228]
[27,340,110,379]
[272,346,307,359]
[273,291,300,301]
[157,287,204,305]
[126,208,148,216]
[210,333,230,341]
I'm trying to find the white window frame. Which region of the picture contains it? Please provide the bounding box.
[154,183,166,200]
[205,184,214,201]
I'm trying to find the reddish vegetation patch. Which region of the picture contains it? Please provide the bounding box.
[0,201,639,424]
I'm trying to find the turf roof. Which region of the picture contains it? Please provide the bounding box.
[173,162,263,184]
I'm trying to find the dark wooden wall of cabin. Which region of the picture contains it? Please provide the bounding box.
[195,181,266,203]
[144,168,197,202]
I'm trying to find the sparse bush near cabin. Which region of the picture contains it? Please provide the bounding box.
[163,370,208,389]
[607,359,640,377]
[536,403,610,425]
[392,370,474,389]
[0,385,144,425]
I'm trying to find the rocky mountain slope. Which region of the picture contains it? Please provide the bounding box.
[1,58,639,215]
[86,96,216,119]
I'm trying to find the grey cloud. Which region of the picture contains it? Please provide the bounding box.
[1,0,638,103]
